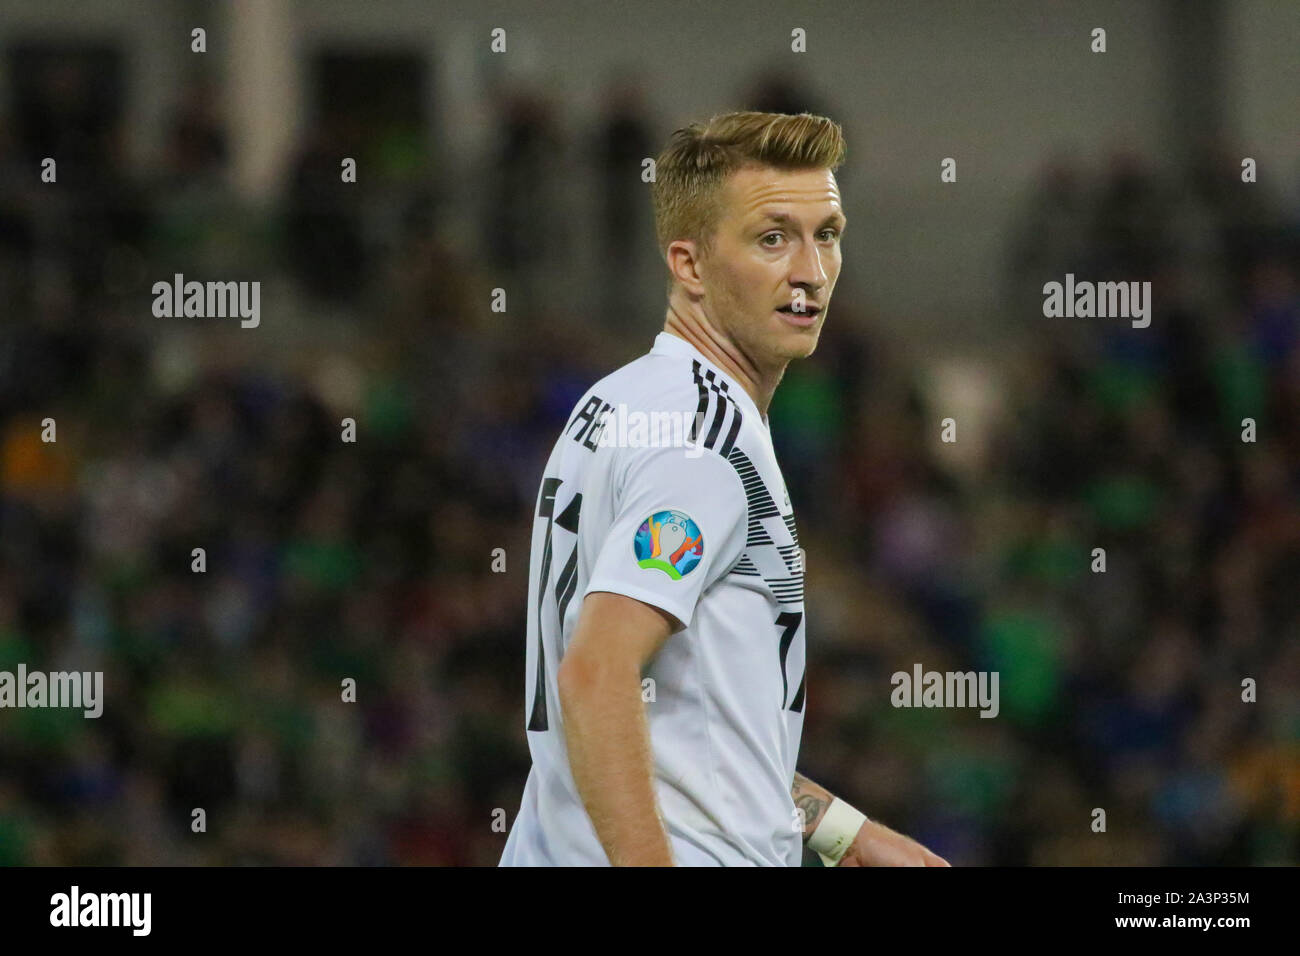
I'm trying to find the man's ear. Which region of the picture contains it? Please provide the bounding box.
[667,239,706,296]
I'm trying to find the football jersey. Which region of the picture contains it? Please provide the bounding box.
[499,331,808,867]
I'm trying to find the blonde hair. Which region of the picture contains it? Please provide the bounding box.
[651,111,846,277]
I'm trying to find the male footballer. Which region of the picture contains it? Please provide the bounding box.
[500,110,949,867]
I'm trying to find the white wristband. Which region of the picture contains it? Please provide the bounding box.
[808,797,867,866]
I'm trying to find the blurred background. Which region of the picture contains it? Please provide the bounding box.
[0,0,1297,865]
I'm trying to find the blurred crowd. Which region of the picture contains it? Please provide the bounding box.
[0,62,1297,866]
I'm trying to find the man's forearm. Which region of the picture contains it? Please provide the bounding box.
[792,771,837,842]
[558,658,674,865]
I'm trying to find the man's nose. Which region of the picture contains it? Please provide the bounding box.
[790,238,829,291]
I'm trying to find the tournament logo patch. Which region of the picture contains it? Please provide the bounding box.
[633,510,703,580]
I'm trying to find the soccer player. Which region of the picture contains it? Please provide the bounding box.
[500,111,949,867]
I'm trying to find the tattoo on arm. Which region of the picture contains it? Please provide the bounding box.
[792,772,833,840]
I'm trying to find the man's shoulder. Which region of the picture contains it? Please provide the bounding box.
[558,342,774,477]
[581,348,704,415]
[560,351,704,446]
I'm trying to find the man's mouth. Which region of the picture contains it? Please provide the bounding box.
[776,304,821,326]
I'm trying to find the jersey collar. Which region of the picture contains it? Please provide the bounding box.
[651,332,768,428]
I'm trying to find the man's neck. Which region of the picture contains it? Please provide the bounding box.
[663,303,783,418]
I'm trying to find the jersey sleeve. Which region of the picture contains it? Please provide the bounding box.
[584,441,748,630]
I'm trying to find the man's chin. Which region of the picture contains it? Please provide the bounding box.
[777,324,822,360]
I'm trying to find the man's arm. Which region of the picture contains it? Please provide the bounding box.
[792,771,834,839]
[557,591,679,866]
[793,771,951,867]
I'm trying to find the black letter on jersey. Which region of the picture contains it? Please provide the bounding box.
[568,395,611,451]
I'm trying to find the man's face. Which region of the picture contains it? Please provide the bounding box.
[696,164,845,365]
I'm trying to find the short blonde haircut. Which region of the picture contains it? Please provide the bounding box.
[651,111,847,278]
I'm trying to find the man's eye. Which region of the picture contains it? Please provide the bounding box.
[819,229,841,241]
[761,233,783,246]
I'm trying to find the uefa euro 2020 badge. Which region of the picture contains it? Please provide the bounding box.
[633,510,703,580]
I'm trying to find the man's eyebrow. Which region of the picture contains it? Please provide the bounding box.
[756,211,847,229]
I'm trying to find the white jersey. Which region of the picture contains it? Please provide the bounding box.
[499,331,808,867]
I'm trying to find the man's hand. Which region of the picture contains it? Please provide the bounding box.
[836,818,950,867]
